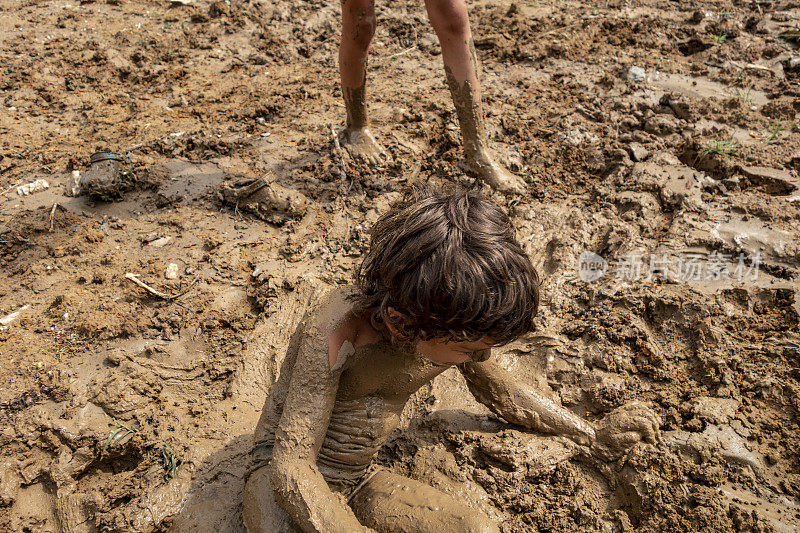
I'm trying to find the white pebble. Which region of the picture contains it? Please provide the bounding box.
[148,236,172,247]
[16,179,49,196]
[165,263,179,280]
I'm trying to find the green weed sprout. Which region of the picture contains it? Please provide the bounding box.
[735,88,753,105]
[103,421,139,450]
[701,138,739,157]
[761,120,787,144]
[150,441,184,481]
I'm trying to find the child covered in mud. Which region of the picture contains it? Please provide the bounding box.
[242,188,662,533]
[338,0,526,194]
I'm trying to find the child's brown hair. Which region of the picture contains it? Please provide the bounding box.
[354,187,540,346]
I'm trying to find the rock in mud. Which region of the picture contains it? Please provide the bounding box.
[627,142,649,162]
[165,263,180,280]
[667,424,762,472]
[208,0,229,18]
[148,236,172,248]
[0,460,22,506]
[736,165,799,195]
[625,66,646,81]
[65,171,82,196]
[16,179,49,196]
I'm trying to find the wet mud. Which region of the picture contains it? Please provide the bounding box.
[1,0,800,531]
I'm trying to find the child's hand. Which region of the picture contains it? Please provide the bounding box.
[591,401,663,461]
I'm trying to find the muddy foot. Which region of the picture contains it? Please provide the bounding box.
[339,127,388,165]
[219,177,311,224]
[465,149,526,195]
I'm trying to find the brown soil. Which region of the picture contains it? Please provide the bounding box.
[1,0,799,531]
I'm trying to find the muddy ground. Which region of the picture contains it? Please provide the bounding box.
[1,0,799,531]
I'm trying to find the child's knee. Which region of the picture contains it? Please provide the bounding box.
[458,509,501,533]
[243,466,297,533]
[342,2,376,50]
[352,18,376,49]
[427,0,470,37]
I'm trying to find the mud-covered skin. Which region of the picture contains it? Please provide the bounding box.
[592,401,665,461]
[260,313,370,531]
[246,287,661,532]
[339,0,388,165]
[340,80,388,165]
[349,469,500,533]
[460,359,597,445]
[444,43,526,195]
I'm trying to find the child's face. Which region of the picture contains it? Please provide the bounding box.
[416,337,494,366]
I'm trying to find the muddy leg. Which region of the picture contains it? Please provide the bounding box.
[424,0,525,194]
[349,469,499,533]
[339,0,387,164]
[242,465,301,533]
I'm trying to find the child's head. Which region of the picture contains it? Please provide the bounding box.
[355,188,539,361]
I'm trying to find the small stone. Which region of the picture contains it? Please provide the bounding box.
[628,142,650,162]
[737,165,799,194]
[208,0,229,18]
[16,179,49,196]
[643,115,678,136]
[625,66,646,81]
[148,236,172,248]
[165,263,179,280]
[65,171,82,196]
[688,10,704,24]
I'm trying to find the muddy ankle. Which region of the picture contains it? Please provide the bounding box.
[465,149,526,195]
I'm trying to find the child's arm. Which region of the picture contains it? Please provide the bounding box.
[268,319,375,533]
[459,355,662,458]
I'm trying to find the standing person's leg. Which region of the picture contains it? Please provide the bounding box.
[339,0,387,164]
[425,0,525,194]
[349,468,499,533]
